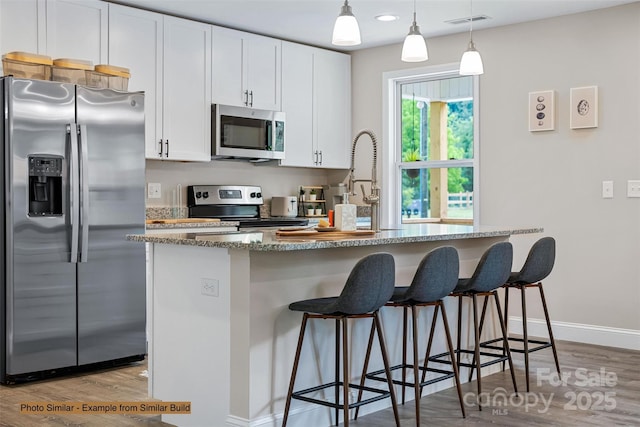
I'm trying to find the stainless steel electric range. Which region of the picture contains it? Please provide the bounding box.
[187,185,309,229]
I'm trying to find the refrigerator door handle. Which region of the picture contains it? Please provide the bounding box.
[69,124,80,263]
[79,124,89,263]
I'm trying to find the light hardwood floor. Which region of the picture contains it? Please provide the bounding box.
[1,340,638,426]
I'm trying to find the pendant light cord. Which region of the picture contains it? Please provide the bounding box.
[469,0,473,41]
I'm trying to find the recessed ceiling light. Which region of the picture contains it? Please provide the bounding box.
[375,14,399,22]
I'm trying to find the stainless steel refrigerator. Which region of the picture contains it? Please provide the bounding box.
[0,77,146,383]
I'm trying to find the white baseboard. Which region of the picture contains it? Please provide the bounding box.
[507,316,640,351]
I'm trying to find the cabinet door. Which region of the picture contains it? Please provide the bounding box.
[45,0,108,64]
[314,49,351,169]
[212,26,244,107]
[162,16,211,162]
[0,0,44,62]
[280,42,314,168]
[244,33,281,111]
[109,4,163,159]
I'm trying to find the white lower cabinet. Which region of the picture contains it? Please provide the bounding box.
[280,42,351,169]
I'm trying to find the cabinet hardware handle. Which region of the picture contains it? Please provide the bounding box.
[165,140,169,158]
[159,139,163,157]
[244,90,249,106]
[249,90,254,107]
[319,150,323,165]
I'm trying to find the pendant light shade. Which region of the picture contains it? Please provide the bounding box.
[332,0,361,46]
[459,40,484,75]
[459,0,483,75]
[401,1,428,62]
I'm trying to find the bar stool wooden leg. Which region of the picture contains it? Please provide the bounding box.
[354,320,376,420]
[419,305,439,394]
[521,285,531,392]
[374,312,401,426]
[411,305,421,425]
[342,318,350,427]
[503,286,510,372]
[494,292,518,394]
[283,313,310,427]
[335,319,340,426]
[539,284,561,375]
[471,293,483,411]
[402,306,408,405]
[440,303,466,418]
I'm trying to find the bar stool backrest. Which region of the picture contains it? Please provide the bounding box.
[403,246,460,303]
[461,242,513,293]
[333,252,396,315]
[509,237,555,284]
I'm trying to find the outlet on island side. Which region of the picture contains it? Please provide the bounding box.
[201,278,219,297]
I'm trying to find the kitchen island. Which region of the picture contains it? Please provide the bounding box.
[129,224,541,427]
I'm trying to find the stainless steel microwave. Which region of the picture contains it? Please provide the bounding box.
[212,104,285,160]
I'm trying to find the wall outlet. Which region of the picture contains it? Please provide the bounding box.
[201,278,219,297]
[602,181,614,199]
[628,180,640,198]
[148,183,162,199]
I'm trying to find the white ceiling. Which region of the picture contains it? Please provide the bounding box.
[111,0,638,51]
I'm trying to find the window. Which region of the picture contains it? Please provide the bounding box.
[382,65,479,226]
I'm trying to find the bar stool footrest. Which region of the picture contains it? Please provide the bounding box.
[365,364,455,388]
[479,337,553,354]
[291,381,391,410]
[428,348,510,370]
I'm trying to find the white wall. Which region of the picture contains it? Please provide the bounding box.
[350,4,640,342]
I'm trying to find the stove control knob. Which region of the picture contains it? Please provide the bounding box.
[256,192,262,198]
[250,192,256,198]
[195,191,202,198]
[202,192,209,199]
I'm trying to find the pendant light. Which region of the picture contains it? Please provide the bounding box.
[332,0,361,46]
[401,0,428,62]
[459,0,484,75]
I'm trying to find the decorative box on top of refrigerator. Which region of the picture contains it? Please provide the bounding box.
[51,58,94,85]
[86,64,130,91]
[2,51,52,80]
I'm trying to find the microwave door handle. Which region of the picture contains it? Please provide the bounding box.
[68,124,79,263]
[79,124,90,263]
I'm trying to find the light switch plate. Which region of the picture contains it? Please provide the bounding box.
[602,181,614,199]
[627,180,640,198]
[148,183,161,199]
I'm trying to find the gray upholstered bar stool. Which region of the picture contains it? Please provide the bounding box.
[479,236,560,392]
[359,246,465,425]
[430,241,518,410]
[282,253,400,427]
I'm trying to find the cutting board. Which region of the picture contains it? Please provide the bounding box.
[275,229,376,238]
[146,218,221,224]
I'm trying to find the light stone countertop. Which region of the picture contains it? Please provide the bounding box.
[145,221,239,230]
[129,223,543,252]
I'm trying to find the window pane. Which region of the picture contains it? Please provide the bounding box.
[401,167,474,220]
[401,76,474,162]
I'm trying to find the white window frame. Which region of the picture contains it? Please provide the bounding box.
[381,63,480,228]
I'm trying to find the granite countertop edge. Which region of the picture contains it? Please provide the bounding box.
[128,225,543,252]
[145,221,239,230]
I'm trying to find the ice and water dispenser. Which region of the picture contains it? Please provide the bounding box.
[28,155,63,216]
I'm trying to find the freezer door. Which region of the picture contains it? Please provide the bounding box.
[75,87,146,365]
[4,78,78,377]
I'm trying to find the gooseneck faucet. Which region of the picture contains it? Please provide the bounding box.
[349,130,380,232]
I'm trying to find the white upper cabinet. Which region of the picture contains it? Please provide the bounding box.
[212,27,281,111]
[161,16,211,161]
[45,0,108,64]
[0,0,44,60]
[280,42,314,167]
[313,48,351,169]
[108,4,163,159]
[280,42,351,169]
[109,5,211,162]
